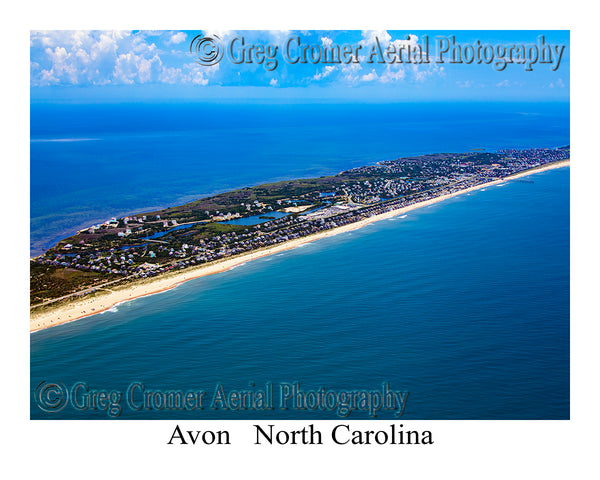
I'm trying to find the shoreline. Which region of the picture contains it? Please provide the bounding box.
[30,159,570,333]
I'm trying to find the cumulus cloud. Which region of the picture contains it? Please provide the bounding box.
[379,65,406,83]
[160,62,219,86]
[114,51,163,84]
[412,62,444,83]
[31,31,128,85]
[30,30,217,87]
[360,30,392,47]
[267,30,292,44]
[361,69,378,82]
[390,34,419,50]
[30,30,447,89]
[201,30,235,43]
[321,36,333,47]
[339,62,363,84]
[342,31,440,84]
[168,32,187,44]
[313,65,335,81]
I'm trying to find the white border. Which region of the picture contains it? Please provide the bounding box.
[5,1,598,477]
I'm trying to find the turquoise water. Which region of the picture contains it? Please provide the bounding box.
[219,211,290,225]
[30,167,569,420]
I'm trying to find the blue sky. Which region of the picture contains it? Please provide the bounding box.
[30,30,569,103]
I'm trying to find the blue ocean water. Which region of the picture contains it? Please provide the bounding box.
[30,166,569,420]
[220,211,290,225]
[30,102,569,255]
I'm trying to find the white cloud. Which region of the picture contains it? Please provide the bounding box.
[361,70,378,82]
[32,31,130,85]
[352,31,440,84]
[159,62,219,86]
[201,30,235,43]
[114,51,163,84]
[317,31,440,86]
[360,30,392,47]
[168,32,187,44]
[30,30,216,87]
[390,34,419,50]
[457,80,478,88]
[340,62,362,84]
[313,65,335,81]
[412,63,444,83]
[31,30,447,89]
[187,66,211,85]
[379,66,406,83]
[267,30,292,44]
[321,36,333,47]
[269,78,278,87]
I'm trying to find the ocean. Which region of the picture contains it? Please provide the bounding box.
[30,101,569,256]
[30,151,569,419]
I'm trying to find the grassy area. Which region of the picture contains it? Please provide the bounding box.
[147,175,346,217]
[30,262,115,305]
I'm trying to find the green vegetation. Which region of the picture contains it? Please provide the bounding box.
[31,147,570,307]
[30,262,116,304]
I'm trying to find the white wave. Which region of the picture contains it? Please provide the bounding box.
[229,262,247,270]
[31,137,99,143]
[99,306,119,314]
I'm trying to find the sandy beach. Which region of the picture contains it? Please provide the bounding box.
[30,160,569,333]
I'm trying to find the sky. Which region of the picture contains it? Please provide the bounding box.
[30,30,569,103]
